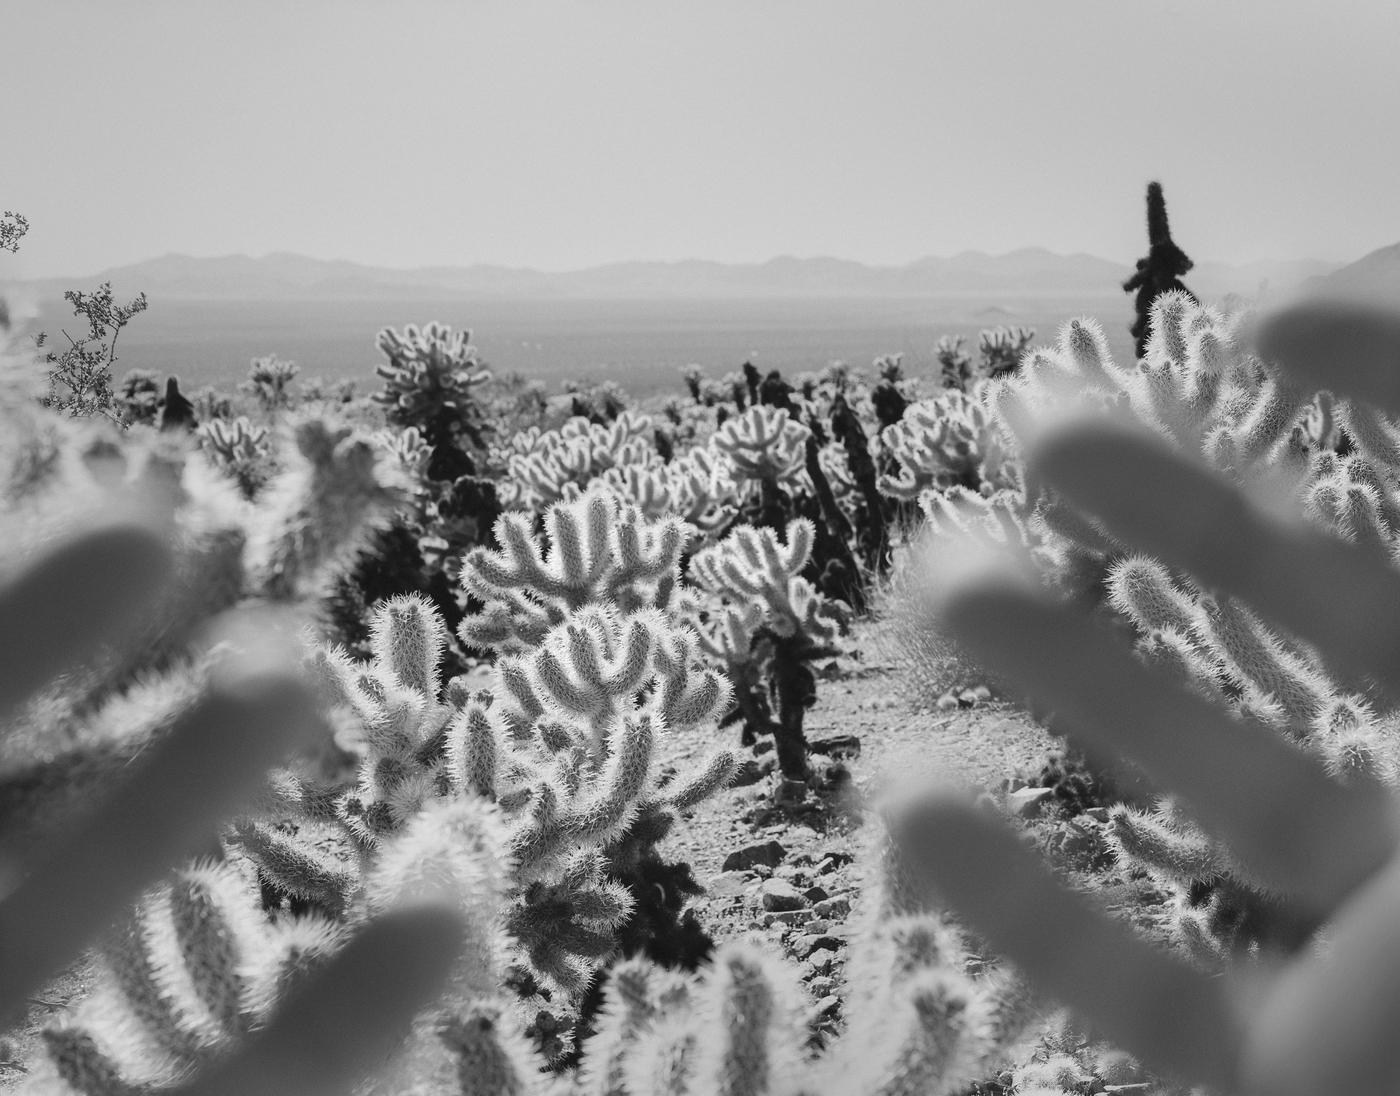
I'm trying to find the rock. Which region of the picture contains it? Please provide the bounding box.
[808,734,862,760]
[807,951,836,975]
[806,918,831,934]
[760,878,807,912]
[814,851,855,875]
[814,896,851,919]
[814,995,840,1019]
[804,885,830,904]
[1007,786,1055,819]
[793,933,844,960]
[723,840,787,873]
[808,976,835,997]
[707,872,751,899]
[764,908,815,927]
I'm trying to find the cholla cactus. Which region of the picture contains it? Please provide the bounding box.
[878,387,1020,501]
[241,354,299,412]
[586,447,740,542]
[690,520,846,780]
[582,808,1043,1096]
[459,486,690,653]
[198,415,273,497]
[376,424,434,486]
[248,418,409,600]
[710,405,809,484]
[497,413,659,512]
[978,326,1035,378]
[280,590,737,1003]
[934,335,973,390]
[374,322,492,482]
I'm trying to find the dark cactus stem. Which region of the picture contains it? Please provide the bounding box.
[1123,181,1197,359]
[158,376,197,432]
[831,393,888,572]
[728,660,773,748]
[654,427,675,464]
[742,361,761,405]
[769,637,817,782]
[802,428,865,613]
[870,380,908,433]
[757,477,788,534]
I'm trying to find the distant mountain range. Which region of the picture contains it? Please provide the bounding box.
[0,247,1353,303]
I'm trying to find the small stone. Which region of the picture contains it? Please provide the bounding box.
[806,918,831,934]
[793,933,843,960]
[723,840,787,873]
[807,951,835,975]
[760,878,807,912]
[808,733,862,760]
[808,976,835,997]
[765,908,815,927]
[804,885,830,904]
[707,872,751,899]
[1007,786,1056,819]
[813,896,851,919]
[814,995,840,1019]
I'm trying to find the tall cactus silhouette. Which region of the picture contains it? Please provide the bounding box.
[1123,181,1196,359]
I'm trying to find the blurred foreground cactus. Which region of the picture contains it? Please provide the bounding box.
[0,498,474,1096]
[898,285,1400,1096]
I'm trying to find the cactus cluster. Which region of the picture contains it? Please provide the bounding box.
[495,412,660,511]
[251,495,740,1023]
[877,386,1020,501]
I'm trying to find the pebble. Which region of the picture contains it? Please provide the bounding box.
[707,872,751,899]
[813,896,850,919]
[760,878,807,912]
[722,839,787,873]
[804,884,830,904]
[763,908,814,927]
[814,995,841,1019]
[1007,786,1055,819]
[808,976,835,997]
[793,933,844,960]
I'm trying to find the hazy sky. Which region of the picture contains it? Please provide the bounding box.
[6,1,1398,278]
